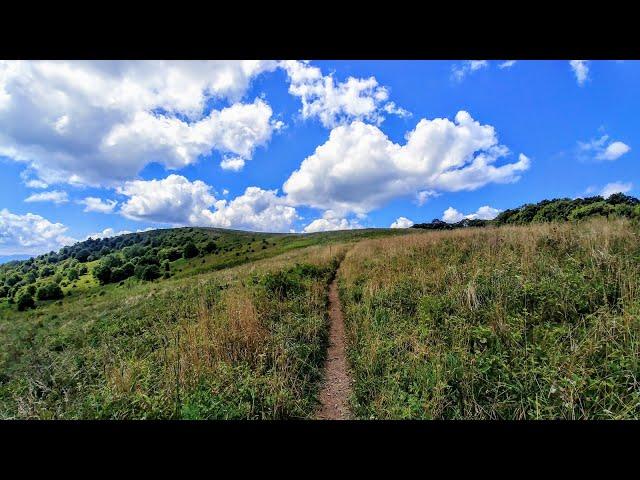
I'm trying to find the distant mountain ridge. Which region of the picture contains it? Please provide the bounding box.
[0,254,32,265]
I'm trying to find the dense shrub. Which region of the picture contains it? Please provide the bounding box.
[16,292,35,311]
[67,268,79,281]
[183,242,199,259]
[203,240,217,254]
[39,265,55,278]
[111,262,135,283]
[159,247,182,262]
[74,249,92,262]
[93,263,112,285]
[36,283,64,301]
[5,273,21,287]
[136,264,161,281]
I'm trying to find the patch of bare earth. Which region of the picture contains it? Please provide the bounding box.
[315,273,352,420]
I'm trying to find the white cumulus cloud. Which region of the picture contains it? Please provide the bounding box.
[117,174,298,232]
[79,197,118,213]
[416,190,439,206]
[0,209,76,255]
[220,156,246,171]
[578,134,630,161]
[118,174,217,226]
[25,179,49,189]
[84,227,153,240]
[0,60,280,187]
[390,216,414,228]
[600,181,632,198]
[283,111,529,215]
[281,60,408,128]
[303,210,362,233]
[442,205,502,223]
[206,186,299,232]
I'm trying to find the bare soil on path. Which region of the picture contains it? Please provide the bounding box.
[315,272,352,420]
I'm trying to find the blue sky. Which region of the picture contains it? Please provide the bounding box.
[0,60,637,257]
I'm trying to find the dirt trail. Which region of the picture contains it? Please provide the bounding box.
[315,270,352,420]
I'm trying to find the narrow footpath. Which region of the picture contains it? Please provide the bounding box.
[315,272,352,420]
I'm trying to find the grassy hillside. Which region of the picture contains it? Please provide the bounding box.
[2,214,639,419]
[0,227,407,419]
[339,219,640,419]
[0,226,402,315]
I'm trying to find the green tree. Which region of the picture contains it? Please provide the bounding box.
[36,283,64,301]
[67,268,79,281]
[93,263,112,285]
[203,240,217,254]
[183,242,199,259]
[136,264,161,281]
[16,292,35,311]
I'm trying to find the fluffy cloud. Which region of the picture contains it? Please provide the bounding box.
[206,187,299,232]
[79,197,118,213]
[283,111,529,215]
[442,205,501,223]
[0,209,75,255]
[600,181,632,198]
[390,216,414,228]
[117,174,298,232]
[86,228,132,239]
[498,60,517,69]
[281,60,408,128]
[598,142,631,161]
[570,60,589,86]
[303,210,362,233]
[85,226,153,240]
[118,174,217,225]
[442,207,465,223]
[578,134,631,161]
[0,61,280,186]
[219,157,246,171]
[24,190,69,204]
[451,61,488,82]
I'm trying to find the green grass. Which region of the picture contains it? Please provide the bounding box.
[339,219,640,419]
[0,227,408,419]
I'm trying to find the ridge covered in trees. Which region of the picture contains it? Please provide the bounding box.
[412,193,640,230]
[0,228,285,311]
[0,226,402,312]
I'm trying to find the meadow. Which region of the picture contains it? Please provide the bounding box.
[339,218,640,419]
[1,207,639,419]
[0,228,404,419]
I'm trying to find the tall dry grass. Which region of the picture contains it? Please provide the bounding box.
[0,242,347,419]
[340,218,640,419]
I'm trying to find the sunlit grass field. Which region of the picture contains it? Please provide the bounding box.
[0,228,405,419]
[2,219,639,419]
[339,219,640,419]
